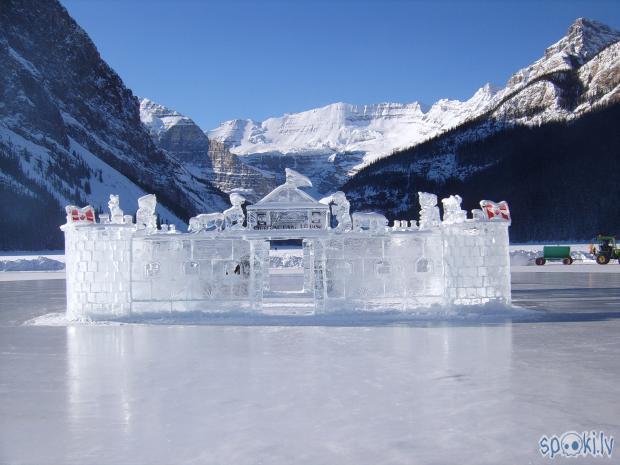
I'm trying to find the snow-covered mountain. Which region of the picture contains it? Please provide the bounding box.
[0,0,228,249]
[210,84,498,166]
[139,98,276,201]
[209,18,620,195]
[340,18,620,242]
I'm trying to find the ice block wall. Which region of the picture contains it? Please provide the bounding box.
[62,217,511,319]
[130,236,259,313]
[62,224,134,319]
[442,222,511,305]
[321,232,445,311]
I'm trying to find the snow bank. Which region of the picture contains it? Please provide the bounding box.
[509,244,596,266]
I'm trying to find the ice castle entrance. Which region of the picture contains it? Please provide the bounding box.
[261,238,319,315]
[268,239,304,293]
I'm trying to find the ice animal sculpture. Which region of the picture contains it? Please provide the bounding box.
[418,192,441,230]
[351,212,389,232]
[108,194,124,224]
[136,194,157,231]
[441,195,467,224]
[321,191,352,231]
[223,193,246,230]
[188,213,225,233]
[61,169,512,320]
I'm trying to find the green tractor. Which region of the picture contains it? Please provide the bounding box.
[595,235,620,265]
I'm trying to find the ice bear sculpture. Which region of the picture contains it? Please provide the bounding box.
[352,212,388,233]
[441,195,467,224]
[136,194,157,231]
[321,191,353,231]
[108,194,124,224]
[223,193,246,230]
[418,192,441,230]
[188,213,225,233]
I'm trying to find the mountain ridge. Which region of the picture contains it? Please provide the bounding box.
[204,18,619,196]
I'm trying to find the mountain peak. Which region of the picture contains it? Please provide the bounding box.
[545,17,620,64]
[139,97,195,137]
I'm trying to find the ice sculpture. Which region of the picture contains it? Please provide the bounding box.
[285,168,312,188]
[61,169,512,320]
[351,212,388,232]
[321,191,352,231]
[108,194,124,224]
[136,194,157,231]
[223,193,246,230]
[441,195,467,224]
[418,192,441,230]
[471,209,486,221]
[188,213,225,233]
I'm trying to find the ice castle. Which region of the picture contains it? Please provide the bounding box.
[61,169,512,320]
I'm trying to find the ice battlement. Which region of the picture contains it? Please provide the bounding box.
[61,170,511,320]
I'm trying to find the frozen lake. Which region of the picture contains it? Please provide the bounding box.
[1,272,619,464]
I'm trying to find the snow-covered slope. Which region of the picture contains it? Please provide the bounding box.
[139,98,276,200]
[209,18,620,195]
[0,0,228,249]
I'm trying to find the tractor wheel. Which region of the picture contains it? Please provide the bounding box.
[597,254,610,265]
[563,257,573,265]
[535,257,546,266]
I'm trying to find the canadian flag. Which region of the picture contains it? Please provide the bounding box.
[66,205,95,223]
[480,200,511,222]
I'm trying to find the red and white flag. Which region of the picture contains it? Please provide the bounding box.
[480,200,511,222]
[66,205,95,223]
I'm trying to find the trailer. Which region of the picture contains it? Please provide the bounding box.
[535,246,573,266]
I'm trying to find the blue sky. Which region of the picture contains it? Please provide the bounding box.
[60,0,620,130]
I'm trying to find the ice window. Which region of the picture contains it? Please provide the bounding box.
[416,258,430,273]
[375,261,391,275]
[144,262,160,277]
[183,261,200,275]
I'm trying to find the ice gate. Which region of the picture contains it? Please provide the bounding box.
[61,169,512,320]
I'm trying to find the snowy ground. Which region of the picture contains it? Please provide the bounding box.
[1,271,619,464]
[0,243,606,273]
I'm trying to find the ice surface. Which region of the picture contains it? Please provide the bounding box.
[2,273,620,464]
